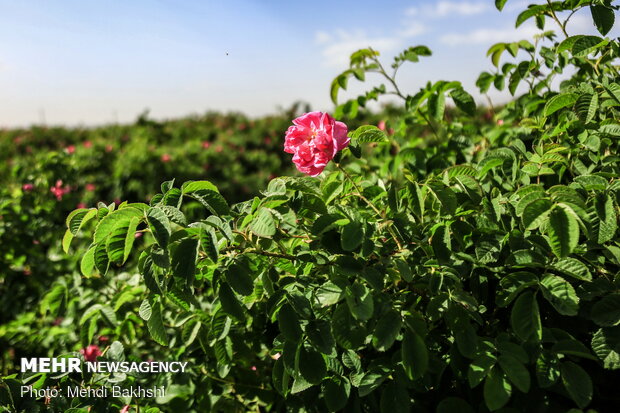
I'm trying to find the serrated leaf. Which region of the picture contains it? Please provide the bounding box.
[249,208,276,238]
[591,294,620,327]
[540,274,579,316]
[468,352,497,388]
[350,125,388,143]
[450,87,476,115]
[591,328,620,369]
[484,368,512,411]
[547,205,579,258]
[147,301,168,346]
[544,93,577,116]
[341,221,364,251]
[147,207,171,249]
[552,258,591,281]
[522,198,553,230]
[299,346,326,385]
[498,355,530,393]
[172,238,198,283]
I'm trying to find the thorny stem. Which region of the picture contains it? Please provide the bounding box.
[336,163,404,250]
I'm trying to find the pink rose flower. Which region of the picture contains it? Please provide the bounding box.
[80,345,102,362]
[120,405,131,413]
[83,141,93,148]
[22,183,34,192]
[76,202,87,209]
[85,183,96,192]
[50,180,71,201]
[66,145,76,154]
[377,120,386,131]
[161,153,171,162]
[202,141,211,149]
[284,112,349,177]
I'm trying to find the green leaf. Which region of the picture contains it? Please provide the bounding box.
[306,319,336,355]
[511,291,542,342]
[199,226,219,262]
[172,238,198,283]
[299,346,326,385]
[331,304,367,349]
[147,301,168,346]
[468,352,497,388]
[536,351,560,388]
[350,125,388,143]
[358,367,389,397]
[147,207,171,249]
[341,221,364,251]
[249,208,276,238]
[591,327,620,369]
[106,217,139,265]
[66,208,97,236]
[483,368,512,411]
[599,123,620,137]
[344,283,374,321]
[226,260,254,296]
[139,299,152,321]
[323,378,350,412]
[278,304,302,341]
[431,224,452,265]
[593,193,617,244]
[540,274,579,316]
[372,310,402,351]
[572,35,605,57]
[94,242,109,275]
[552,258,592,281]
[316,282,343,307]
[547,205,579,258]
[401,330,428,380]
[450,87,476,115]
[218,283,245,321]
[498,355,530,393]
[544,93,577,116]
[80,245,96,277]
[181,180,219,194]
[189,189,230,216]
[591,294,620,327]
[522,198,553,230]
[495,0,508,11]
[515,5,545,27]
[560,361,593,408]
[94,207,144,243]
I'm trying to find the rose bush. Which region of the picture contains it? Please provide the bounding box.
[2,1,620,412]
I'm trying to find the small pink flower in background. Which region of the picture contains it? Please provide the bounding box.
[98,335,109,342]
[50,180,71,201]
[66,145,76,154]
[202,141,211,149]
[134,232,143,238]
[269,173,277,180]
[161,153,171,162]
[80,345,102,362]
[85,183,96,192]
[23,268,32,276]
[76,202,87,209]
[22,183,34,192]
[497,119,505,126]
[52,317,63,326]
[32,239,40,245]
[120,405,131,413]
[83,141,93,148]
[264,137,272,145]
[377,120,386,131]
[284,111,349,177]
[271,353,281,360]
[388,128,395,136]
[251,366,257,371]
[114,198,121,206]
[105,144,114,153]
[215,146,223,153]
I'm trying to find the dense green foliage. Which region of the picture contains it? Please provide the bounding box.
[2,1,620,412]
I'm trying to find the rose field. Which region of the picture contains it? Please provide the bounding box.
[2,1,620,412]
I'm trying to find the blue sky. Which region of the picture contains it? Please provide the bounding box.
[0,1,615,127]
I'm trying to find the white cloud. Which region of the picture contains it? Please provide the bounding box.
[440,24,540,46]
[399,22,427,38]
[318,30,402,67]
[406,2,489,18]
